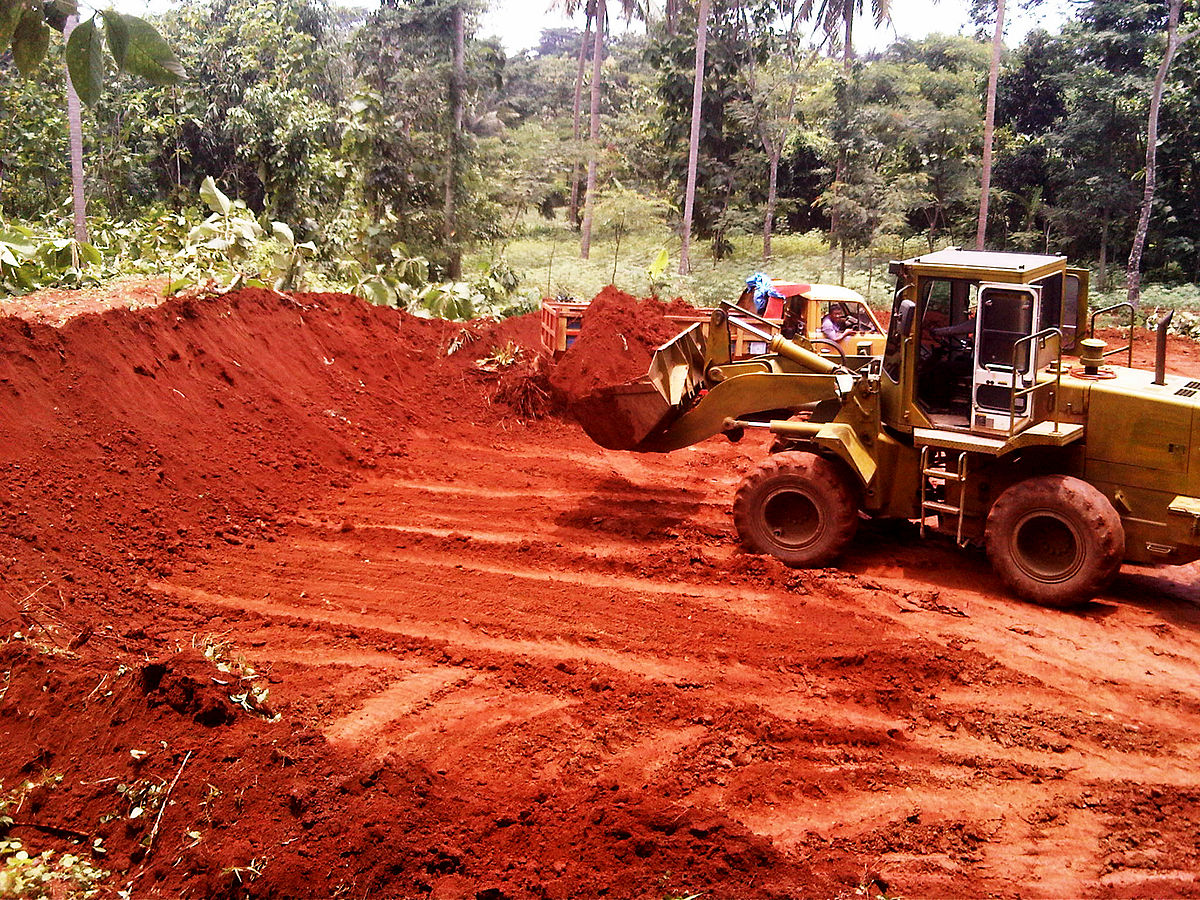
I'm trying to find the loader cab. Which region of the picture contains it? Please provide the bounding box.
[882,249,1088,436]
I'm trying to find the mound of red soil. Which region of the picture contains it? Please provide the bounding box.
[547,287,699,450]
[548,286,698,402]
[0,288,538,597]
[4,282,1197,899]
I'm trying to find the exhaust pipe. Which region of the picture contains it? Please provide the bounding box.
[1154,310,1174,386]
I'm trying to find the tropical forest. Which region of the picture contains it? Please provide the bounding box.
[2,0,1199,321]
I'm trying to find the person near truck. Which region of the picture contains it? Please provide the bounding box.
[821,303,858,343]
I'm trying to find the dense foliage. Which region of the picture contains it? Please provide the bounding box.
[1,0,1198,306]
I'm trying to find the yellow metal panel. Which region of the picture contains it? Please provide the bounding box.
[1085,375,1195,478]
[814,422,878,486]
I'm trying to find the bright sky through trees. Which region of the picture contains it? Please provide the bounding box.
[111,0,1070,54]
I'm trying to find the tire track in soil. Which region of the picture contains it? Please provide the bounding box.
[159,423,1200,898]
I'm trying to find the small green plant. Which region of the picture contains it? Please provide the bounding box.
[476,340,522,370]
[0,838,107,898]
[168,177,314,296]
[0,223,103,296]
[265,222,316,292]
[647,247,670,297]
[1147,308,1200,340]
[169,177,266,293]
[199,634,277,720]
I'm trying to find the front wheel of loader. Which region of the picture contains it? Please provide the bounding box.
[733,451,858,567]
[985,475,1125,607]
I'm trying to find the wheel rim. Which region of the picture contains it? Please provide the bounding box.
[1012,508,1084,583]
[762,487,821,549]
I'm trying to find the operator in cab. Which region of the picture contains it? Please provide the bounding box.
[820,303,858,344]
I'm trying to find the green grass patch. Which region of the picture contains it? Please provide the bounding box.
[476,215,922,310]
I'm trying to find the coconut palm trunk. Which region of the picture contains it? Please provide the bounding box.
[975,0,1005,250]
[678,0,711,275]
[567,8,593,229]
[580,0,606,260]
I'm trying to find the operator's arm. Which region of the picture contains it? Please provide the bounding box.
[821,317,850,342]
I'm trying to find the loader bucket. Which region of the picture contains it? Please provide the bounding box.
[574,322,712,451]
[573,379,675,451]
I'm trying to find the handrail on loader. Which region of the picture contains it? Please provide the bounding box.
[1089,302,1136,368]
[1008,326,1063,437]
[718,299,778,332]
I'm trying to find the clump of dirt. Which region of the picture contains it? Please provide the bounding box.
[140,650,240,727]
[548,286,698,402]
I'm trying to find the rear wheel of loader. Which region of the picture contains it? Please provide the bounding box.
[985,475,1124,606]
[733,451,858,567]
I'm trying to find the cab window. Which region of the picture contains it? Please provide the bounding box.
[979,289,1034,370]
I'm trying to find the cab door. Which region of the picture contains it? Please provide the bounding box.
[972,283,1041,433]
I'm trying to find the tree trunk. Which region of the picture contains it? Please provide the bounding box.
[1127,0,1187,305]
[580,0,606,260]
[976,0,1005,251]
[763,147,780,260]
[760,31,803,261]
[63,15,88,245]
[974,0,1003,250]
[830,10,854,254]
[678,0,711,275]
[443,3,465,279]
[567,8,593,229]
[1098,208,1109,291]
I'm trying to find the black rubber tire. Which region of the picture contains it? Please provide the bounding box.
[733,451,858,567]
[985,475,1125,606]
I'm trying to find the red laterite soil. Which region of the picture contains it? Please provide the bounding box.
[1,283,1198,899]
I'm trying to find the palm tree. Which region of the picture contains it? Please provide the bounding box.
[975,0,1006,250]
[567,2,594,228]
[803,0,891,70]
[678,0,712,274]
[1127,0,1197,304]
[577,0,639,260]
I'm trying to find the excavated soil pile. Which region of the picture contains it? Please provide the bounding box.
[548,286,697,402]
[0,287,822,899]
[549,287,699,450]
[3,283,1200,899]
[0,288,535,599]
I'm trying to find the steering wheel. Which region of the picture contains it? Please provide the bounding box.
[810,338,847,367]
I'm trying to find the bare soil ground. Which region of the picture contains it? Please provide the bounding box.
[1,283,1199,899]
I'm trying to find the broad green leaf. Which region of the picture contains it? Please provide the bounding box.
[12,6,49,75]
[65,14,103,106]
[78,241,102,265]
[271,222,294,246]
[102,11,183,84]
[0,226,36,255]
[198,176,232,216]
[0,0,23,52]
[186,222,219,242]
[648,247,669,279]
[43,0,77,32]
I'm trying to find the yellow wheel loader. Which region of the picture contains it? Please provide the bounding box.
[579,249,1200,606]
